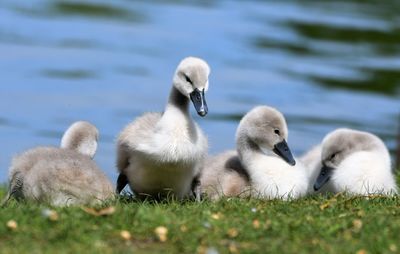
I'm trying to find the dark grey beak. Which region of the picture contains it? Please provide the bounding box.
[116,173,128,194]
[190,88,208,117]
[273,139,296,166]
[313,165,334,191]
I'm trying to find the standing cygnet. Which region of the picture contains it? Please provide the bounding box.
[3,121,114,206]
[202,106,309,200]
[313,128,398,195]
[116,57,210,200]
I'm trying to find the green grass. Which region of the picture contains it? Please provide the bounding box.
[1,186,400,254]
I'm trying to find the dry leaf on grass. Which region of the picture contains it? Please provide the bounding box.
[319,192,344,210]
[227,228,239,238]
[42,209,59,221]
[82,206,116,216]
[120,230,131,240]
[197,246,219,254]
[211,213,222,220]
[252,220,260,229]
[352,219,363,232]
[356,249,367,254]
[180,225,188,232]
[357,210,366,217]
[154,226,168,242]
[229,242,239,253]
[319,199,337,210]
[6,220,17,231]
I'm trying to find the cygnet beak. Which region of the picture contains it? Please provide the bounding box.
[313,165,334,191]
[190,88,208,117]
[273,139,296,166]
[116,173,128,194]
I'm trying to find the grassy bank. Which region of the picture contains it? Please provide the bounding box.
[1,186,400,254]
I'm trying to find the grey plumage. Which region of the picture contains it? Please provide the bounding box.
[201,106,308,200]
[116,57,210,200]
[201,150,250,200]
[3,121,114,206]
[311,128,397,195]
[299,144,324,192]
[61,121,99,158]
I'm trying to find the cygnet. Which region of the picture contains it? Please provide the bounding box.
[313,128,398,195]
[202,106,309,200]
[116,57,210,200]
[3,121,114,206]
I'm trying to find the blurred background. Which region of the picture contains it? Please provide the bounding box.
[0,0,399,183]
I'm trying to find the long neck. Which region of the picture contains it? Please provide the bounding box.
[165,86,190,115]
[237,132,283,172]
[236,134,263,166]
[159,86,194,134]
[160,86,197,143]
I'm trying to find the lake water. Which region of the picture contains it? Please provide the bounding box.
[0,0,399,183]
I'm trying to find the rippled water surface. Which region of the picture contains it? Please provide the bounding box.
[0,0,399,182]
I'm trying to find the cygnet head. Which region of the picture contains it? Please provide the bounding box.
[173,57,210,117]
[236,105,296,166]
[314,128,386,191]
[60,121,99,159]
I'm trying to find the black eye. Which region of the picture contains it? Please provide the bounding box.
[184,75,192,84]
[330,153,336,160]
[274,129,280,135]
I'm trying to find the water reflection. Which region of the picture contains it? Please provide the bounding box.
[309,68,400,95]
[0,0,399,183]
[51,2,132,19]
[11,1,145,22]
[41,69,97,79]
[0,118,8,127]
[253,5,400,96]
[35,130,64,139]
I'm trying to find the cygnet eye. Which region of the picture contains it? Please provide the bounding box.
[184,75,192,84]
[274,129,280,135]
[330,153,336,160]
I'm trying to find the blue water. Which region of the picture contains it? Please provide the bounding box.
[0,0,399,183]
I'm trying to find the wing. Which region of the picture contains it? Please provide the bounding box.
[2,171,24,206]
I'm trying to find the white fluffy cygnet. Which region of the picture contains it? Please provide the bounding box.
[202,106,309,200]
[3,121,114,206]
[116,57,210,200]
[313,128,398,195]
[299,144,326,193]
